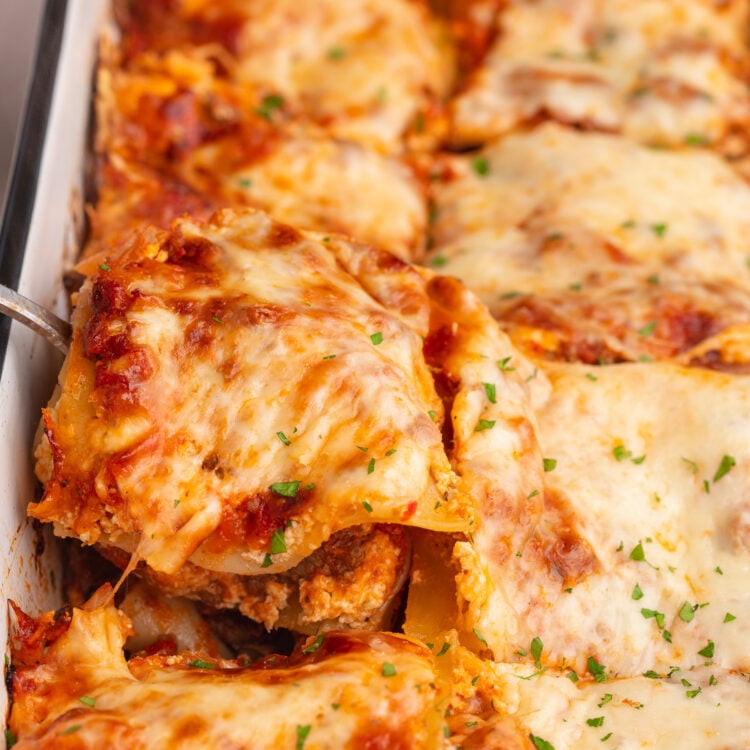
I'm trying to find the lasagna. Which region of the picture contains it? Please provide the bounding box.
[9,1,750,748]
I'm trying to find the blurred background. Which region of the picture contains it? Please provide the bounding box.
[0,0,45,211]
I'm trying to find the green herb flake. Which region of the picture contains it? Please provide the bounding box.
[600,733,613,742]
[713,454,736,483]
[61,725,82,736]
[613,445,632,462]
[78,695,96,707]
[529,734,555,750]
[296,724,312,750]
[473,628,489,647]
[651,223,668,237]
[465,721,478,728]
[698,640,715,659]
[428,410,437,421]
[715,566,724,574]
[332,702,340,710]
[261,553,273,568]
[362,501,373,513]
[269,480,301,497]
[704,480,711,494]
[327,47,346,59]
[497,356,515,371]
[638,320,657,337]
[587,656,607,682]
[643,670,661,679]
[322,354,336,360]
[483,382,497,403]
[187,659,215,669]
[5,729,16,747]
[685,133,710,146]
[437,642,451,657]
[471,156,490,177]
[98,263,111,272]
[276,431,291,446]
[382,662,397,676]
[475,419,496,432]
[586,373,598,381]
[430,254,448,268]
[629,542,645,561]
[255,93,285,120]
[370,332,383,345]
[238,177,252,188]
[709,675,718,686]
[385,448,397,457]
[528,489,540,499]
[212,316,223,325]
[543,458,557,472]
[724,612,737,623]
[641,608,666,629]
[173,498,180,508]
[565,671,578,683]
[303,635,324,654]
[598,693,613,706]
[632,583,644,600]
[679,602,696,623]
[270,529,288,555]
[367,457,376,474]
[621,219,637,229]
[531,636,543,667]
[471,675,480,686]
[686,687,702,699]
[647,274,660,285]
[587,717,605,728]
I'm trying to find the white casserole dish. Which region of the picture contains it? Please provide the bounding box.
[0,0,110,734]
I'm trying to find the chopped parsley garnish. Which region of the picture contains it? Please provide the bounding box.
[78,695,96,707]
[601,733,613,742]
[641,608,666,629]
[613,445,632,462]
[530,636,543,667]
[543,458,557,472]
[428,410,437,421]
[255,93,284,120]
[270,529,288,554]
[327,47,346,59]
[362,501,373,513]
[385,448,397,456]
[678,602,696,623]
[565,671,578,683]
[586,373,598,381]
[632,583,644,600]
[715,566,724,574]
[475,419,496,432]
[621,219,637,229]
[187,659,215,669]
[261,553,273,568]
[269,480,301,497]
[698,640,715,659]
[651,223,668,237]
[465,721,478,728]
[528,489,540,499]
[497,356,515,371]
[367,457,376,474]
[483,382,497,403]
[473,628,489,647]
[724,612,736,623]
[322,354,336,360]
[238,177,252,188]
[303,635,324,654]
[587,717,605,728]
[98,263,111,272]
[437,642,451,657]
[587,656,607,682]
[598,693,613,706]
[212,316,223,324]
[370,332,383,345]
[277,431,291,446]
[713,454,736,482]
[296,724,312,750]
[685,133,710,146]
[5,729,16,747]
[529,734,555,750]
[173,498,180,508]
[471,675,480,686]
[647,274,660,285]
[686,687,702,698]
[471,156,490,177]
[61,725,82,735]
[681,457,699,474]
[629,542,645,561]
[638,321,657,337]
[430,254,448,268]
[643,670,661,679]
[382,662,397,676]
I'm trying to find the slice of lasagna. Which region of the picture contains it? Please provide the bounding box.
[428,123,750,362]
[92,46,430,261]
[7,591,444,749]
[114,0,456,151]
[449,0,750,154]
[31,207,535,633]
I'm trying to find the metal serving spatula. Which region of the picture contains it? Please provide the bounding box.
[0,282,71,354]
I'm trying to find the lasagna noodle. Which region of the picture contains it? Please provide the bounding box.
[93,48,429,261]
[452,361,750,682]
[8,597,444,749]
[114,0,456,150]
[428,123,750,362]
[449,0,750,152]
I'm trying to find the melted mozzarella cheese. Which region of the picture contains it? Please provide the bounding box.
[450,0,750,150]
[457,362,750,680]
[9,601,443,749]
[429,124,750,361]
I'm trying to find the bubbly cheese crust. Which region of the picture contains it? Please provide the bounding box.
[115,0,455,150]
[94,47,428,261]
[33,209,474,579]
[429,124,750,362]
[450,0,750,152]
[456,362,750,680]
[9,600,444,749]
